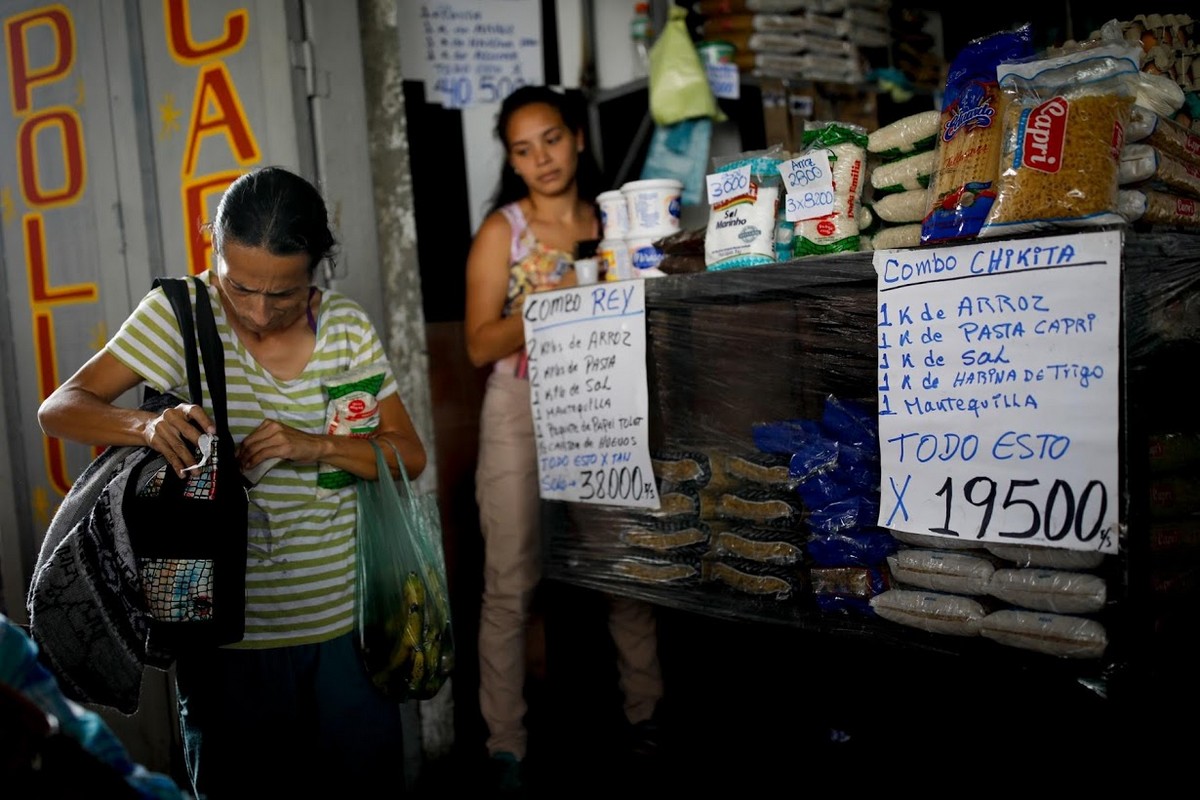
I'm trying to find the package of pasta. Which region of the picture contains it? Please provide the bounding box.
[1126,105,1200,166]
[317,364,387,496]
[920,24,1034,243]
[1118,188,1200,228]
[1119,143,1200,198]
[978,42,1141,238]
[791,122,868,256]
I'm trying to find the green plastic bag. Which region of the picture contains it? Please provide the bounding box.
[356,439,454,701]
[648,6,725,127]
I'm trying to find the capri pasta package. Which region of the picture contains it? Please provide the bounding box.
[978,42,1141,237]
[317,364,387,497]
[921,24,1034,243]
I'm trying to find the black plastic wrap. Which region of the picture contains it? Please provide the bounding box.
[543,231,1200,692]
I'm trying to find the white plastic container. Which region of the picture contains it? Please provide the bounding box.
[627,236,666,278]
[621,178,682,239]
[597,238,633,281]
[596,190,630,239]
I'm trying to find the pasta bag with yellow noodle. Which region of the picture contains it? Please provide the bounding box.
[920,24,1034,244]
[979,41,1141,237]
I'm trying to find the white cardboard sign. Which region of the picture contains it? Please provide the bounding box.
[874,230,1122,553]
[523,281,661,509]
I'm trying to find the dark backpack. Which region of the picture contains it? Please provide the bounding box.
[28,277,248,712]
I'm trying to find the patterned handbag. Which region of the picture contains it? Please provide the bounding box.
[124,276,249,652]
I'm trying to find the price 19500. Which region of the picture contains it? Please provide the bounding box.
[930,476,1110,544]
[579,467,655,502]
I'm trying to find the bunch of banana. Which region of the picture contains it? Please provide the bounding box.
[369,570,455,698]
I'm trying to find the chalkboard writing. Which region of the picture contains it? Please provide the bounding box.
[523,282,661,509]
[873,230,1121,553]
[401,0,543,109]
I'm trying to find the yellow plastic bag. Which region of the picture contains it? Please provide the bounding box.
[648,6,725,127]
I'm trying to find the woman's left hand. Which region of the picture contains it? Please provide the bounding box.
[237,418,324,470]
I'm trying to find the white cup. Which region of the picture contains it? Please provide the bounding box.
[574,257,599,285]
[621,179,683,239]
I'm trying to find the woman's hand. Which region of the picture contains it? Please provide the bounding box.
[144,403,216,478]
[237,418,324,472]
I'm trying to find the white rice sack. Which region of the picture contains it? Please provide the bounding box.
[867,110,940,160]
[870,150,937,193]
[887,549,997,595]
[888,528,987,551]
[870,224,923,250]
[985,543,1106,570]
[870,589,987,636]
[793,122,868,256]
[873,189,929,223]
[979,609,1108,658]
[986,568,1107,614]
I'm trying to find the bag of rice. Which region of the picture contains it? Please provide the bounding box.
[1119,143,1200,198]
[873,189,928,223]
[791,122,868,256]
[870,150,937,193]
[867,109,940,161]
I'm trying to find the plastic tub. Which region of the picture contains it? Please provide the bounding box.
[597,190,630,239]
[627,236,666,277]
[621,179,682,238]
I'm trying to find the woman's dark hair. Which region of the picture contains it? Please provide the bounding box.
[212,166,337,275]
[487,85,603,214]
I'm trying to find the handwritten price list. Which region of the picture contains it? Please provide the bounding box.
[414,1,542,108]
[523,282,661,509]
[873,230,1121,553]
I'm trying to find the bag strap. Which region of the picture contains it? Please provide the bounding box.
[153,277,203,407]
[153,276,230,434]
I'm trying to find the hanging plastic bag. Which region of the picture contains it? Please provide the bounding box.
[356,439,454,701]
[648,6,726,127]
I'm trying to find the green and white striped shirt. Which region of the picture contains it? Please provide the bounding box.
[106,271,398,648]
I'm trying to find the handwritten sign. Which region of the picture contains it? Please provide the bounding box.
[706,164,752,206]
[706,63,741,100]
[874,230,1121,553]
[780,150,835,222]
[399,0,543,108]
[523,282,661,509]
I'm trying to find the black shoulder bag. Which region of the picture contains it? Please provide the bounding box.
[125,276,249,652]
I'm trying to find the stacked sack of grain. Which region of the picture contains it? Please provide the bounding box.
[859,109,939,250]
[690,0,885,84]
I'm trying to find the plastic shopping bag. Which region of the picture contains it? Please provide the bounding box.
[356,439,454,701]
[648,6,725,127]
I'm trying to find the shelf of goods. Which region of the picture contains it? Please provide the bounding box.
[542,230,1200,705]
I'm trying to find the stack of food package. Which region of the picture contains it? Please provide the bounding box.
[859,109,939,250]
[691,0,888,84]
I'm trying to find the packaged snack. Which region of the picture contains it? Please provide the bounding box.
[317,365,387,496]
